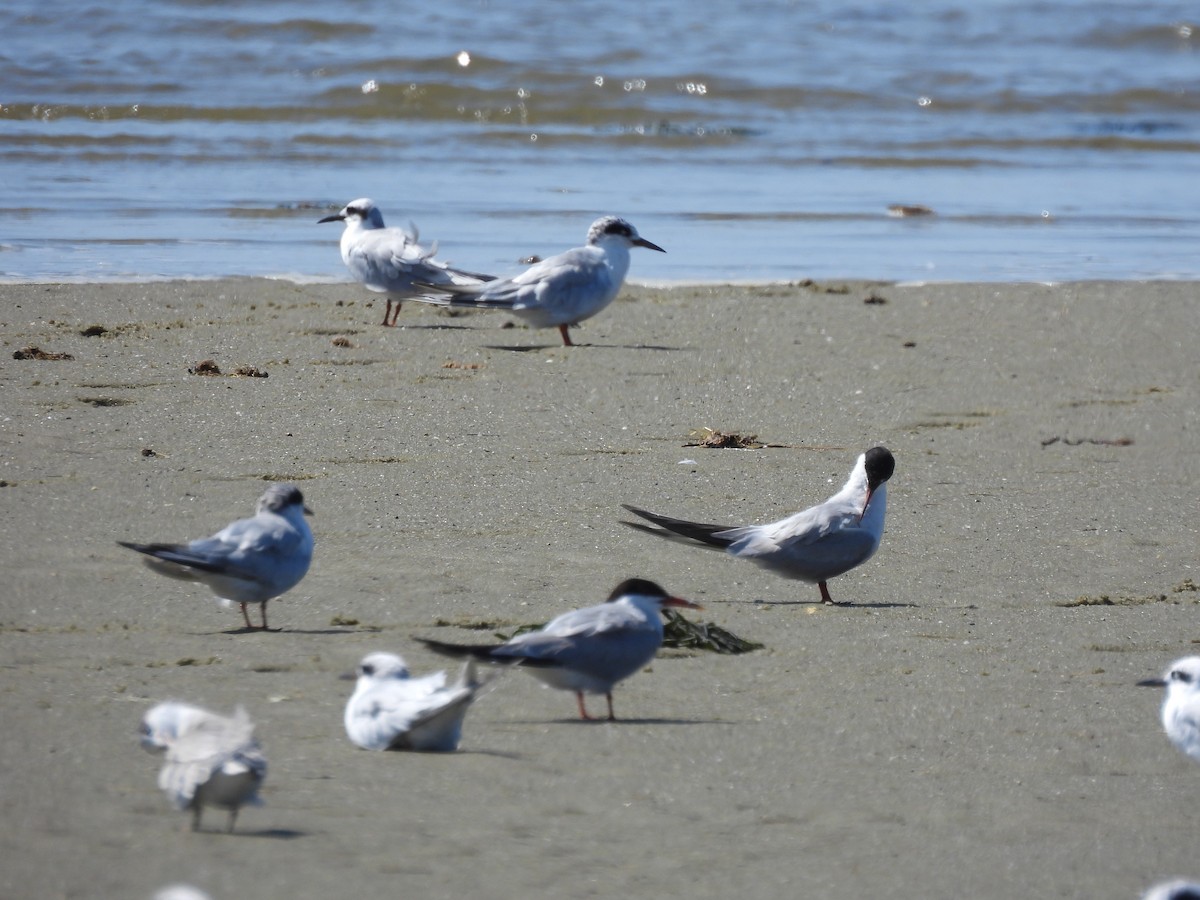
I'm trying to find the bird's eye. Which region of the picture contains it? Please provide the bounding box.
[1172,670,1193,683]
[360,664,374,676]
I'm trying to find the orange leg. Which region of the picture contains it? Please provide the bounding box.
[575,692,593,720]
[381,299,402,326]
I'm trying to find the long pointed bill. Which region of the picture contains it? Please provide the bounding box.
[634,237,666,253]
[317,213,345,224]
[664,595,703,611]
[858,487,875,524]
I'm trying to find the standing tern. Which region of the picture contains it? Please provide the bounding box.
[1139,656,1200,765]
[343,652,482,752]
[415,578,700,721]
[318,198,494,327]
[140,701,267,833]
[415,215,665,346]
[622,447,895,605]
[118,483,314,630]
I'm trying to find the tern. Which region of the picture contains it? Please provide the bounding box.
[140,701,267,833]
[1143,882,1200,900]
[343,652,482,752]
[1139,656,1200,765]
[415,215,664,346]
[622,447,895,605]
[318,198,494,326]
[415,578,700,720]
[118,483,314,630]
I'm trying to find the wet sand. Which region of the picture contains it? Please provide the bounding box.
[0,279,1197,898]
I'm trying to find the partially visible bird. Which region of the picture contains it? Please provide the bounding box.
[622,447,895,605]
[1143,881,1200,900]
[343,652,482,752]
[414,215,664,346]
[140,701,267,833]
[1139,656,1200,765]
[415,578,700,721]
[318,198,493,326]
[118,483,314,631]
[151,887,213,900]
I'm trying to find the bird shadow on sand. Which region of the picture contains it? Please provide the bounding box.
[718,598,918,610]
[482,342,560,352]
[391,322,477,331]
[229,827,307,840]
[455,747,526,761]
[213,626,360,636]
[505,715,726,727]
[483,341,692,353]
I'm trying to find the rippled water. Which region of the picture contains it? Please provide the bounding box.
[2,1,1198,282]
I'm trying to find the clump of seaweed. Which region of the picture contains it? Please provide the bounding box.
[188,360,268,377]
[686,427,764,449]
[189,359,221,376]
[1041,436,1133,448]
[13,346,73,360]
[1058,580,1198,607]
[662,609,762,653]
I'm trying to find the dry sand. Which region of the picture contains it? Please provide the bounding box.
[0,279,1197,899]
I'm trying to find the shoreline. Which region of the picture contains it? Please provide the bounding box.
[1,279,1197,898]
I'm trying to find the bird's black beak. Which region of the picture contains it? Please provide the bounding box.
[858,487,875,523]
[317,213,345,224]
[1137,678,1166,688]
[303,505,315,517]
[634,237,666,253]
[338,671,357,681]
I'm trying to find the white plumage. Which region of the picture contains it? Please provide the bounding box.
[140,701,266,833]
[417,578,700,721]
[319,198,493,326]
[344,652,482,752]
[415,215,664,346]
[118,483,314,630]
[624,447,895,604]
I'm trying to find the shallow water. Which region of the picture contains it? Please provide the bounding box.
[2,1,1198,282]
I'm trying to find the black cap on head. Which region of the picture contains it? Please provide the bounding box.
[864,447,895,490]
[606,578,668,602]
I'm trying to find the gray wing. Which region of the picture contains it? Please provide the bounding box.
[157,710,262,807]
[430,246,612,314]
[348,229,491,294]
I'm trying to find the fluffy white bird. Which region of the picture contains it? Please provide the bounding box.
[416,578,700,721]
[118,483,314,630]
[140,702,267,833]
[343,652,482,752]
[1140,656,1200,765]
[623,447,895,605]
[415,215,665,346]
[319,198,493,326]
